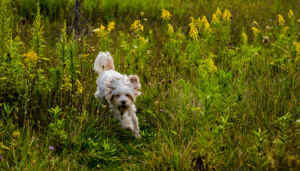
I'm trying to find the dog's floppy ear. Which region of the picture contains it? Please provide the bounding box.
[105,77,118,102]
[134,91,141,97]
[129,75,141,97]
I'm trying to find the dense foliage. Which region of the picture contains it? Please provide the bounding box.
[1,0,300,170]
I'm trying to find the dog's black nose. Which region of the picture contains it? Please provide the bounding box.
[121,101,126,105]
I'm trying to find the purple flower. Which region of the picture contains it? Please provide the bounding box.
[184,27,187,29]
[32,136,35,140]
[37,144,39,147]
[160,109,163,112]
[0,156,3,161]
[49,146,54,151]
[182,32,184,35]
[234,28,237,31]
[269,18,272,21]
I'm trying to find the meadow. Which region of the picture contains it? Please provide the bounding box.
[1,0,300,170]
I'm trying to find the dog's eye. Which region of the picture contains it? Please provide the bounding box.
[116,95,120,97]
[126,94,129,96]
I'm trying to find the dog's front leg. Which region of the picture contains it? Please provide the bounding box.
[112,109,122,121]
[120,112,134,132]
[131,112,141,138]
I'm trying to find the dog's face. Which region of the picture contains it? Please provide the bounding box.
[105,75,141,114]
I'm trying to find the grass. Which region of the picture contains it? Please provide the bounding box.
[1,0,300,170]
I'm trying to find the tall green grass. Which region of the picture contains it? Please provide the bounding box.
[0,0,300,170]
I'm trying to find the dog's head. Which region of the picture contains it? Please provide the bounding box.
[105,75,141,114]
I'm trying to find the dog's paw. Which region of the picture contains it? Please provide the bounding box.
[133,132,141,139]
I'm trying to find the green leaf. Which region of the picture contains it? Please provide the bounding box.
[146,109,156,119]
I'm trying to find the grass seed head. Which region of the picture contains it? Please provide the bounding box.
[263,36,269,44]
[253,21,259,27]
[12,131,21,139]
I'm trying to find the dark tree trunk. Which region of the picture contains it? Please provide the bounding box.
[73,0,80,40]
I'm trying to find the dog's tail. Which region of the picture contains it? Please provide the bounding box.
[93,52,115,75]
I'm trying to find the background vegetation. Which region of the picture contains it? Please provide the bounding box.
[1,0,300,170]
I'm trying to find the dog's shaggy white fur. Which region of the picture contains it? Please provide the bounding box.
[94,52,142,138]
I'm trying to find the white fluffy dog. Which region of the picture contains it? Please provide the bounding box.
[94,52,142,138]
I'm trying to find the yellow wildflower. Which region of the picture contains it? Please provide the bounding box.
[283,27,289,33]
[100,24,106,33]
[216,7,222,18]
[161,9,172,21]
[97,164,100,168]
[211,14,219,25]
[223,9,232,21]
[139,37,147,44]
[107,22,115,32]
[251,27,261,39]
[61,75,72,92]
[241,33,248,45]
[167,24,174,36]
[201,16,209,24]
[29,74,36,79]
[190,17,195,23]
[94,22,115,38]
[209,59,217,73]
[12,131,21,139]
[23,48,38,63]
[76,79,83,94]
[201,16,211,33]
[195,17,201,27]
[189,23,198,40]
[288,10,295,20]
[204,23,212,33]
[94,24,106,38]
[81,54,89,59]
[130,20,143,32]
[295,42,300,61]
[277,14,285,26]
[121,41,128,50]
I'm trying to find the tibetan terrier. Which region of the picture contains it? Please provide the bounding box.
[94,52,141,138]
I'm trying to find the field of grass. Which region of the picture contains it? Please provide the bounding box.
[1,0,300,170]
